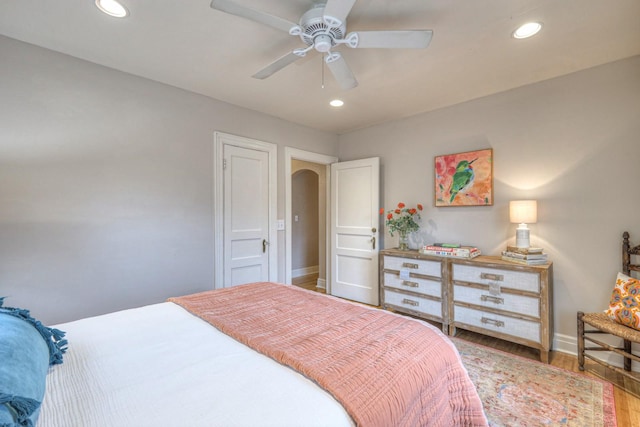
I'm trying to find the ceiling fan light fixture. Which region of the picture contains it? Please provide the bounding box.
[314,34,333,53]
[513,22,542,39]
[330,99,344,107]
[95,0,128,17]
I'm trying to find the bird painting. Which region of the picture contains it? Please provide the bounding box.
[449,158,476,203]
[434,148,492,207]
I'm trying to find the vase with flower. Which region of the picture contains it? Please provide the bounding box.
[380,202,423,250]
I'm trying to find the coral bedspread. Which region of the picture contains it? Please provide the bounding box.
[169,282,487,427]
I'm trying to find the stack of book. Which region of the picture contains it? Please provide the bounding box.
[501,246,548,265]
[420,243,481,259]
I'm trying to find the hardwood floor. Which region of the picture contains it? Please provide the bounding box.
[454,329,640,427]
[292,273,324,293]
[293,279,640,426]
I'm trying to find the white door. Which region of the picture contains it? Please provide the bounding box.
[213,132,277,288]
[330,157,380,305]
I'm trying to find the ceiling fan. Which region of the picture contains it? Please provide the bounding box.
[210,0,433,90]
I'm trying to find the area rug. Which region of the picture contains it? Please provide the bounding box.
[452,338,617,426]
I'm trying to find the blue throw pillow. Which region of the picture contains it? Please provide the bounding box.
[0,298,67,427]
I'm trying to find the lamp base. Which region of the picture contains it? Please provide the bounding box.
[515,224,530,248]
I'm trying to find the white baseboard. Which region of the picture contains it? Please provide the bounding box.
[553,331,639,372]
[553,332,576,356]
[316,278,326,290]
[292,265,319,278]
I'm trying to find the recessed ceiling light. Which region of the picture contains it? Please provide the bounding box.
[95,0,129,18]
[513,22,542,39]
[329,99,344,107]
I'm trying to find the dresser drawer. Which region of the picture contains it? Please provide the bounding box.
[452,263,540,293]
[453,284,540,318]
[384,272,442,298]
[383,255,442,278]
[384,289,442,318]
[454,306,541,344]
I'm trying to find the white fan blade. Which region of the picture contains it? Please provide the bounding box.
[210,0,297,33]
[322,0,357,27]
[326,54,358,90]
[252,52,303,79]
[350,30,433,49]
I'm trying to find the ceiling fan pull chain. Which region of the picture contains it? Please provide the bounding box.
[321,54,325,89]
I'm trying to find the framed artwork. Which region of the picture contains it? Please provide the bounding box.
[434,148,493,207]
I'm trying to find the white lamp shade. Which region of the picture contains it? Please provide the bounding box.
[509,200,537,224]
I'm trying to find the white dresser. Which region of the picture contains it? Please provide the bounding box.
[380,251,553,363]
[380,249,448,333]
[448,256,553,363]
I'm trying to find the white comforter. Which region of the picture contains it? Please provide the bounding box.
[40,302,354,427]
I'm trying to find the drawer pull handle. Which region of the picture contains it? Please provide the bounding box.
[481,317,505,328]
[402,298,419,307]
[402,262,419,269]
[481,295,504,304]
[481,273,504,282]
[402,280,419,288]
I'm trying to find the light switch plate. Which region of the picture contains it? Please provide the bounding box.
[276,219,285,230]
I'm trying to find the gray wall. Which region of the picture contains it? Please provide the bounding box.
[292,169,319,272]
[338,55,640,351]
[3,32,639,351]
[0,36,338,324]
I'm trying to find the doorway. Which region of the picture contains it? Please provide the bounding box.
[291,163,322,291]
[284,148,337,289]
[285,148,380,305]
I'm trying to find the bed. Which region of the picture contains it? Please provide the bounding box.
[2,282,487,426]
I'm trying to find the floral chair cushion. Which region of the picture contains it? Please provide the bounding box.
[605,272,640,330]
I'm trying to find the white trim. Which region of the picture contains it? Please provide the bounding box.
[284,147,338,287]
[552,332,576,356]
[316,278,327,290]
[292,265,319,278]
[214,132,278,288]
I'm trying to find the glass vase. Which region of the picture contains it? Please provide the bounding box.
[398,232,409,251]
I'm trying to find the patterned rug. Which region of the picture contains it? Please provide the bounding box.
[452,338,617,426]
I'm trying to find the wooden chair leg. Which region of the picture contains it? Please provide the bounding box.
[624,339,632,371]
[577,311,585,371]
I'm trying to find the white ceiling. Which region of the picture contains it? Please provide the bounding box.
[1,0,639,134]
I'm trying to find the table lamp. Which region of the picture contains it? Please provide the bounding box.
[509,200,537,248]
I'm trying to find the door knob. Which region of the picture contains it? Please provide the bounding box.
[262,239,270,253]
